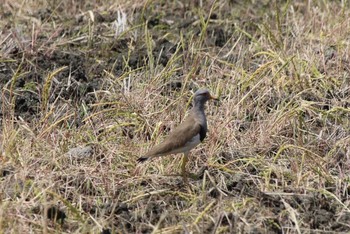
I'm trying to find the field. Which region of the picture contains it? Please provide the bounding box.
[1,0,350,233]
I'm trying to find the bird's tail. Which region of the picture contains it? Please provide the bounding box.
[137,156,149,163]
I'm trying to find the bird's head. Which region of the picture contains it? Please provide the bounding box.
[193,89,218,105]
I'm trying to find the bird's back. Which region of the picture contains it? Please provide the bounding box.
[144,111,204,157]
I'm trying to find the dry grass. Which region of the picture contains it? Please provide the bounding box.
[1,0,350,233]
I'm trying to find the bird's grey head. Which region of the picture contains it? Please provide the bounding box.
[193,89,217,106]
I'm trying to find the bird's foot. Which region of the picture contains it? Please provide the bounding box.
[177,166,208,182]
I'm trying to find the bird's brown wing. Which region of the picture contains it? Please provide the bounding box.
[144,114,202,158]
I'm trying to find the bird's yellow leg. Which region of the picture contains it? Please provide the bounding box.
[181,152,189,183]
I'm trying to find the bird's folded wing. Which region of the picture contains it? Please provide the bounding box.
[144,115,202,157]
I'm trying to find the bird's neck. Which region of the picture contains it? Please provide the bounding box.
[192,102,207,123]
[192,102,207,126]
[193,101,205,111]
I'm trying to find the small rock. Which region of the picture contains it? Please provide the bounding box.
[66,145,94,160]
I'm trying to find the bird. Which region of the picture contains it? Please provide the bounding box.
[137,88,217,182]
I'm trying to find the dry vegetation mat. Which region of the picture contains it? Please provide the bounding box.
[1,0,350,233]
